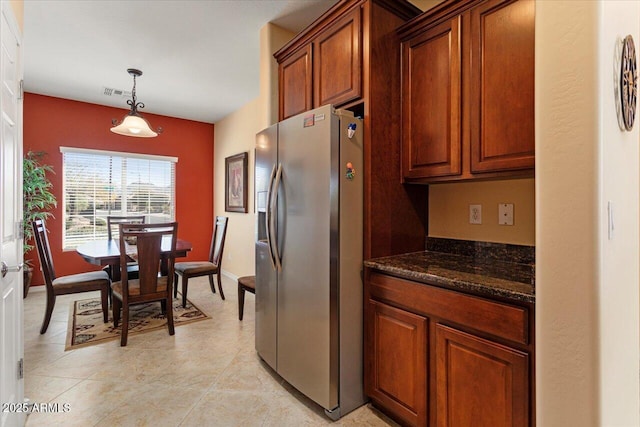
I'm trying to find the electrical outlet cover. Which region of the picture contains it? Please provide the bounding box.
[469,204,482,224]
[498,203,514,225]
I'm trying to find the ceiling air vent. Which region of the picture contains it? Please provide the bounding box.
[102,87,132,98]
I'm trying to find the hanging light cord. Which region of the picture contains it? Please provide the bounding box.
[127,73,145,115]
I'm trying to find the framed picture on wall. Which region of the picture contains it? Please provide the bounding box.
[225,152,248,213]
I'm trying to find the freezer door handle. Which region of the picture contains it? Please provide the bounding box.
[269,163,283,271]
[265,164,277,270]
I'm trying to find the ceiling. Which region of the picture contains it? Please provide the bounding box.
[23,0,340,124]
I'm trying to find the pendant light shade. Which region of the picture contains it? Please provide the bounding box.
[110,69,162,138]
[111,114,158,137]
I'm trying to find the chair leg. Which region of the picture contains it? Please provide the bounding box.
[217,272,225,300]
[208,274,216,294]
[238,283,245,321]
[113,297,121,327]
[121,304,129,346]
[174,273,179,298]
[181,277,188,308]
[166,296,175,336]
[100,286,109,323]
[40,292,56,334]
[160,300,167,315]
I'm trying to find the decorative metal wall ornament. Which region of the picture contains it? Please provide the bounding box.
[620,35,637,131]
[110,69,163,138]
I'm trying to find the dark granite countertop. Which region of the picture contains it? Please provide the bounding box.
[364,238,535,304]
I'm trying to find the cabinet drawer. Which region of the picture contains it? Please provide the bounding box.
[368,271,529,345]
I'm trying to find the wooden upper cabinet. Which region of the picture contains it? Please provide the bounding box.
[402,17,461,179]
[314,7,362,107]
[277,5,363,121]
[469,0,535,173]
[399,0,535,182]
[279,45,313,120]
[435,324,529,427]
[275,0,426,260]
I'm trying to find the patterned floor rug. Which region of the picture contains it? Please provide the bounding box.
[65,294,210,350]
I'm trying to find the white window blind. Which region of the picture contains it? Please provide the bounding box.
[60,147,177,249]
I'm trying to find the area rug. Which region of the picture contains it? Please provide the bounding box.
[65,294,210,350]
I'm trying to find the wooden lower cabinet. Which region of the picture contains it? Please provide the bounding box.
[365,271,533,426]
[435,324,529,427]
[365,299,428,426]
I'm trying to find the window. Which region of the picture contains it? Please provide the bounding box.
[60,147,177,249]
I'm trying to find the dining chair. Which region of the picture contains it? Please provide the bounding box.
[237,275,255,321]
[32,219,110,334]
[111,222,178,346]
[174,216,228,308]
[104,215,145,280]
[107,215,146,239]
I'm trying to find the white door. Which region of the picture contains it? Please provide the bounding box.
[0,4,24,427]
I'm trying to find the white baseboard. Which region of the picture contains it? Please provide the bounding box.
[221,269,238,281]
[221,270,255,282]
[26,285,45,293]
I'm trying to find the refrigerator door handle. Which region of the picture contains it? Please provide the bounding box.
[270,163,283,271]
[265,164,277,270]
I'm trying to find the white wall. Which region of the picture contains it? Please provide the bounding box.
[214,98,259,280]
[537,1,640,425]
[260,23,294,127]
[598,2,640,424]
[214,23,294,279]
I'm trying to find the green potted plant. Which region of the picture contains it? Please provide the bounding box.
[23,150,57,298]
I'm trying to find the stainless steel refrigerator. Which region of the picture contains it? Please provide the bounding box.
[255,104,364,420]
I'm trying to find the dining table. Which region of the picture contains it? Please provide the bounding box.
[75,236,192,281]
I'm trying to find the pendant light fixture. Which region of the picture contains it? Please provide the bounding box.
[110,68,162,138]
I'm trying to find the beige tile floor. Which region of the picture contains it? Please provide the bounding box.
[23,275,397,427]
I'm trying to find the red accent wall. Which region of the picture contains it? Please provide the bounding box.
[24,93,214,286]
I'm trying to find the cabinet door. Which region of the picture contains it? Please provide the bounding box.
[313,7,362,108]
[402,17,461,179]
[435,324,529,427]
[365,299,428,427]
[279,45,313,120]
[469,0,535,173]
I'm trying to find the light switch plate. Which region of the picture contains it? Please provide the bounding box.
[469,204,482,224]
[608,201,614,240]
[498,203,514,225]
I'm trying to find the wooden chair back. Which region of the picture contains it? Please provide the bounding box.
[107,215,145,240]
[31,219,56,288]
[118,222,178,298]
[33,219,111,335]
[209,216,228,266]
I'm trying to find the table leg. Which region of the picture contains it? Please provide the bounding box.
[109,263,122,282]
[160,259,169,276]
[107,263,121,307]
